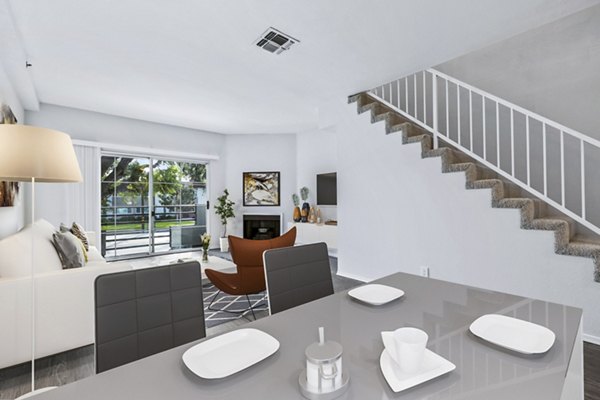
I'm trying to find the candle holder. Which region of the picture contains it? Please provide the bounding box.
[299,327,349,400]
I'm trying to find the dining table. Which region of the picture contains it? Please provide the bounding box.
[31,272,583,399]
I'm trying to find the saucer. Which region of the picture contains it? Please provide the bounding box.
[380,332,455,393]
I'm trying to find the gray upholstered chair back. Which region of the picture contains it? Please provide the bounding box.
[263,243,334,315]
[95,261,205,373]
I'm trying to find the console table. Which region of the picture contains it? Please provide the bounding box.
[287,222,337,255]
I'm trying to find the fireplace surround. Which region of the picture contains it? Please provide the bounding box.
[243,214,281,240]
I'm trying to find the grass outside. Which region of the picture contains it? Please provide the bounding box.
[102,220,195,232]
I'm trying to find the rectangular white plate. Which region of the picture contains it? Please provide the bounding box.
[182,328,280,379]
[380,348,455,393]
[348,284,404,306]
[469,314,555,354]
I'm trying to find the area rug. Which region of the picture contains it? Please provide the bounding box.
[202,282,268,328]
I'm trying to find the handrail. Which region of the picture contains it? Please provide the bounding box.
[369,69,600,235]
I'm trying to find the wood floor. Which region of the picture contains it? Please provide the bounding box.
[0,253,598,399]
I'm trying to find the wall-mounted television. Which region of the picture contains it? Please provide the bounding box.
[316,172,337,205]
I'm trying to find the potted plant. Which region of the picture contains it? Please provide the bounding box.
[300,186,310,222]
[215,189,235,252]
[292,193,301,222]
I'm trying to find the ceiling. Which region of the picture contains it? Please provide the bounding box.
[2,0,599,134]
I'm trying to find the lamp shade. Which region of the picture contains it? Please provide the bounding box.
[0,124,82,182]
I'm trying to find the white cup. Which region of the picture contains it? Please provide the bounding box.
[393,327,428,373]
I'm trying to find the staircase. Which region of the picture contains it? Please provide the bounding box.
[348,91,600,282]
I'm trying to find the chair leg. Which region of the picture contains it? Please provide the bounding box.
[207,290,222,312]
[246,295,257,320]
[206,289,268,319]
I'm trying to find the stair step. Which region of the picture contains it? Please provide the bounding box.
[358,102,378,115]
[466,179,505,203]
[445,162,478,182]
[529,218,570,231]
[496,198,534,209]
[560,241,600,258]
[406,134,428,144]
[467,179,503,190]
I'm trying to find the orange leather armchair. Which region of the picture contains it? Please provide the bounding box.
[205,227,296,319]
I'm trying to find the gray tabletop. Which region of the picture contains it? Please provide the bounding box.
[33,272,582,400]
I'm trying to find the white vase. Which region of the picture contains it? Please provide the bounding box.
[219,237,229,252]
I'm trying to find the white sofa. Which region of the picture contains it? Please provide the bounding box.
[0,220,131,369]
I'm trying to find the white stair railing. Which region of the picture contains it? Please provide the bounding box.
[369,69,600,236]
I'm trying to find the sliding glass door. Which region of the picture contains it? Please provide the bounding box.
[101,155,208,258]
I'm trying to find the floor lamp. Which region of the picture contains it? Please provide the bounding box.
[0,124,82,398]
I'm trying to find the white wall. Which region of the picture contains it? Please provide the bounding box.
[25,104,227,247]
[25,104,300,246]
[222,134,297,237]
[337,101,600,341]
[0,62,26,239]
[296,126,338,221]
[436,3,600,141]
[435,4,600,232]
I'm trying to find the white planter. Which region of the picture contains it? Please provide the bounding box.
[219,237,229,252]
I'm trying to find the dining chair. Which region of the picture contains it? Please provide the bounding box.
[263,242,334,315]
[94,261,205,373]
[204,227,296,320]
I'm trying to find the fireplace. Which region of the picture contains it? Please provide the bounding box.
[243,214,281,240]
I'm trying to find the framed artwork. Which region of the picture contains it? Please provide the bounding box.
[243,172,280,206]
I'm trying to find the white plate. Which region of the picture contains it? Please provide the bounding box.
[379,339,455,393]
[182,328,280,379]
[348,284,404,306]
[469,314,555,354]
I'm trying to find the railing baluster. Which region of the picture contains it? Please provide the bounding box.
[423,72,427,126]
[581,140,586,219]
[457,85,461,146]
[496,102,500,168]
[482,97,487,160]
[510,109,515,177]
[561,131,565,206]
[445,80,449,136]
[469,90,473,152]
[397,80,401,111]
[414,74,418,120]
[543,123,547,196]
[432,73,438,148]
[526,116,530,185]
[405,77,408,113]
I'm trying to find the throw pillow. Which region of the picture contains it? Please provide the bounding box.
[52,231,85,269]
[59,223,70,233]
[71,222,89,251]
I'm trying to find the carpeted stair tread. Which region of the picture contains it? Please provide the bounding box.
[359,102,379,115]
[466,179,503,190]
[351,93,600,282]
[445,162,478,183]
[496,198,534,209]
[561,241,600,257]
[530,218,570,231]
[406,133,429,144]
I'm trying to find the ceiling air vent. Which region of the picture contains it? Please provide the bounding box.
[255,27,299,55]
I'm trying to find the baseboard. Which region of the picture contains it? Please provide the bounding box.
[583,333,600,346]
[336,270,371,283]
